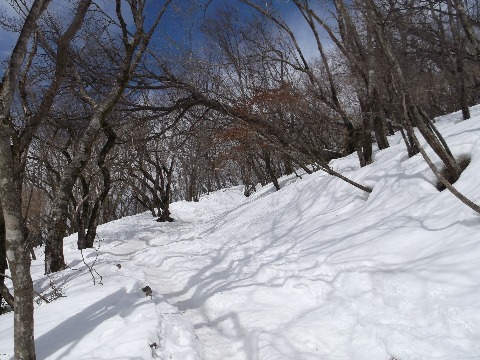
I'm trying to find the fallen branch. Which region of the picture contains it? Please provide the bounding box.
[1,272,51,305]
[410,130,480,214]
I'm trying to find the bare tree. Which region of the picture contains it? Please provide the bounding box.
[364,0,480,213]
[0,1,52,357]
[74,125,117,249]
[125,133,176,221]
[45,0,172,273]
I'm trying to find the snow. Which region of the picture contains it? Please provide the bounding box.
[2,106,480,359]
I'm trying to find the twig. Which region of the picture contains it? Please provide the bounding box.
[0,272,12,280]
[33,289,51,304]
[80,236,103,285]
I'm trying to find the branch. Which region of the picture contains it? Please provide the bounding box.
[1,283,15,309]
[410,128,480,214]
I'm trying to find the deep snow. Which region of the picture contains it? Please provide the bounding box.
[2,107,480,360]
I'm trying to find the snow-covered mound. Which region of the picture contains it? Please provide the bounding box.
[2,106,480,360]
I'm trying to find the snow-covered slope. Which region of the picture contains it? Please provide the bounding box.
[2,107,480,360]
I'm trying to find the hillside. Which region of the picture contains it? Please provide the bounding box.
[2,107,480,360]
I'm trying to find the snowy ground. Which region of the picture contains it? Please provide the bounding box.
[2,107,480,360]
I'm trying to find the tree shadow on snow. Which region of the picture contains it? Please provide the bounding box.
[152,172,479,359]
[35,288,143,360]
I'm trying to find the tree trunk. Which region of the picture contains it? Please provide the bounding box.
[283,155,294,175]
[368,0,461,182]
[84,126,116,248]
[156,160,175,222]
[343,113,357,156]
[157,208,174,222]
[263,151,280,191]
[410,128,480,214]
[0,0,53,357]
[354,128,367,167]
[46,115,102,273]
[373,113,389,150]
[372,90,389,150]
[0,126,36,360]
[361,115,373,165]
[77,212,87,250]
[0,202,6,309]
[413,109,461,181]
[76,177,89,250]
[453,0,480,56]
[84,212,98,248]
[456,55,470,120]
[400,128,418,158]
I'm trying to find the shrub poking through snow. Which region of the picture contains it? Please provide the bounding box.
[142,286,153,298]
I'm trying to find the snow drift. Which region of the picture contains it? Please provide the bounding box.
[2,106,480,359]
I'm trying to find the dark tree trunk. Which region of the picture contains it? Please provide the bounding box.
[157,208,174,222]
[85,213,98,248]
[263,151,280,191]
[45,174,74,273]
[414,111,461,181]
[343,123,357,155]
[354,128,367,167]
[456,56,470,120]
[283,155,294,175]
[84,125,116,248]
[76,177,90,250]
[77,216,87,250]
[372,90,389,150]
[156,159,175,222]
[373,113,389,150]
[400,128,418,158]
[361,116,373,165]
[248,155,267,185]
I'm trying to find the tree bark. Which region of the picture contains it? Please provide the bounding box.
[263,151,281,191]
[372,89,389,150]
[0,1,52,358]
[0,125,36,360]
[456,55,470,120]
[85,126,117,247]
[453,0,480,57]
[361,113,373,165]
[45,114,102,273]
[0,202,6,309]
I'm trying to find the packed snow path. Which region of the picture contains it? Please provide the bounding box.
[2,108,480,359]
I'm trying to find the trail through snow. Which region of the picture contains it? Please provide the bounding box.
[2,107,480,359]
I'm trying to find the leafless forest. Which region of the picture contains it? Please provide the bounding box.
[1,0,479,358]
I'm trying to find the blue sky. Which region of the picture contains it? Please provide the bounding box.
[0,0,318,76]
